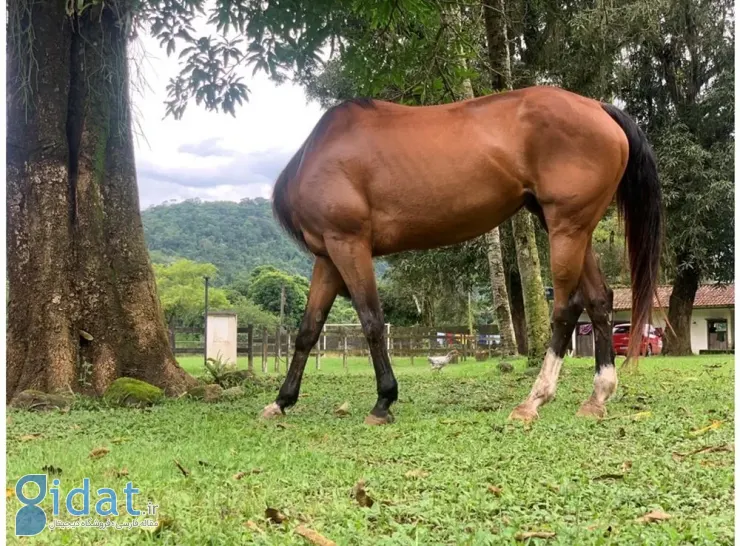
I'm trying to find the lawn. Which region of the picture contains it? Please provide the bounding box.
[7,354,734,544]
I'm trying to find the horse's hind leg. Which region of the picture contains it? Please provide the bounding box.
[509,229,589,422]
[324,236,398,425]
[261,256,342,418]
[576,248,617,418]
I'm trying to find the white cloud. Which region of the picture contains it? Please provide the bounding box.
[130,29,325,209]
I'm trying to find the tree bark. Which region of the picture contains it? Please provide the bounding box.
[512,211,551,365]
[482,0,550,365]
[7,1,196,401]
[484,230,517,355]
[663,261,700,356]
[452,7,517,356]
[507,268,528,354]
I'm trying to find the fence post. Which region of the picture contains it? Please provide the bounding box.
[247,325,254,372]
[287,332,291,364]
[261,327,267,373]
[275,326,281,372]
[315,341,321,370]
[387,324,393,364]
[168,318,176,353]
[343,331,348,371]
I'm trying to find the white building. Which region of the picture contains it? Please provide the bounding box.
[572,283,734,356]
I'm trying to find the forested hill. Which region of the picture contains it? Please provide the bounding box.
[142,199,314,282]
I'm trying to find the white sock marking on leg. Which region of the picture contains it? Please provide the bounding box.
[592,365,618,405]
[522,349,563,409]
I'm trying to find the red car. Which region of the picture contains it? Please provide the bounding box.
[612,323,663,356]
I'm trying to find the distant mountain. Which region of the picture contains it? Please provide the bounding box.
[142,198,314,282]
[142,198,387,283]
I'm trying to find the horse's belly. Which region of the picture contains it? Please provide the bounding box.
[369,178,525,256]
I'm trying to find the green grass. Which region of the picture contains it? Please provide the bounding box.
[7,354,734,544]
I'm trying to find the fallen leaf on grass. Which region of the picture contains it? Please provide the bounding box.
[672,443,733,462]
[7,488,14,499]
[621,460,633,473]
[150,515,175,534]
[487,485,503,496]
[515,531,556,540]
[404,469,430,479]
[632,411,652,421]
[20,433,43,442]
[173,459,190,477]
[41,465,62,475]
[295,524,337,546]
[636,510,671,524]
[593,473,625,481]
[89,447,110,460]
[116,467,129,478]
[352,479,375,508]
[334,401,351,416]
[233,472,246,480]
[586,524,613,535]
[244,520,264,534]
[265,507,288,524]
[689,420,722,437]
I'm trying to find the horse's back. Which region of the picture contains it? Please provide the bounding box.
[290,86,628,254]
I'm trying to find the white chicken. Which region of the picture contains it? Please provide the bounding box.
[428,350,459,371]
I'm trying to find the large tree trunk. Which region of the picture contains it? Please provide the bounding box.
[482,0,550,365]
[445,4,518,356]
[7,1,196,401]
[484,230,517,355]
[512,212,551,365]
[507,268,528,354]
[663,262,700,356]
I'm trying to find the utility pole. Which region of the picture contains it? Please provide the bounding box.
[204,276,210,367]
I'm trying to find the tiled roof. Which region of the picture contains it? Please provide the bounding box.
[612,284,734,311]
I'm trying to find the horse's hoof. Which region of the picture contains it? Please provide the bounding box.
[364,412,394,426]
[508,404,538,423]
[576,401,606,419]
[260,402,284,420]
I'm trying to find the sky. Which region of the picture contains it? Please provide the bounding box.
[131,32,325,210]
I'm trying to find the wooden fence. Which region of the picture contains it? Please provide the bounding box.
[170,324,501,372]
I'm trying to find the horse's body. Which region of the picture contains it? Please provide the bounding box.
[263,86,662,424]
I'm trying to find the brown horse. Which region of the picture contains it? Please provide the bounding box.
[262,85,662,425]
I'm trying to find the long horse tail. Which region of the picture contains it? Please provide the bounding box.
[601,103,663,363]
[272,139,311,253]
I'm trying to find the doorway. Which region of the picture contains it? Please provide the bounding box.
[707,319,729,351]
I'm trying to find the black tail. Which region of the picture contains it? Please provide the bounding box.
[601,103,663,362]
[272,140,310,253]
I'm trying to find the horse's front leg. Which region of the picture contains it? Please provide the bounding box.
[325,237,398,425]
[261,256,341,419]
